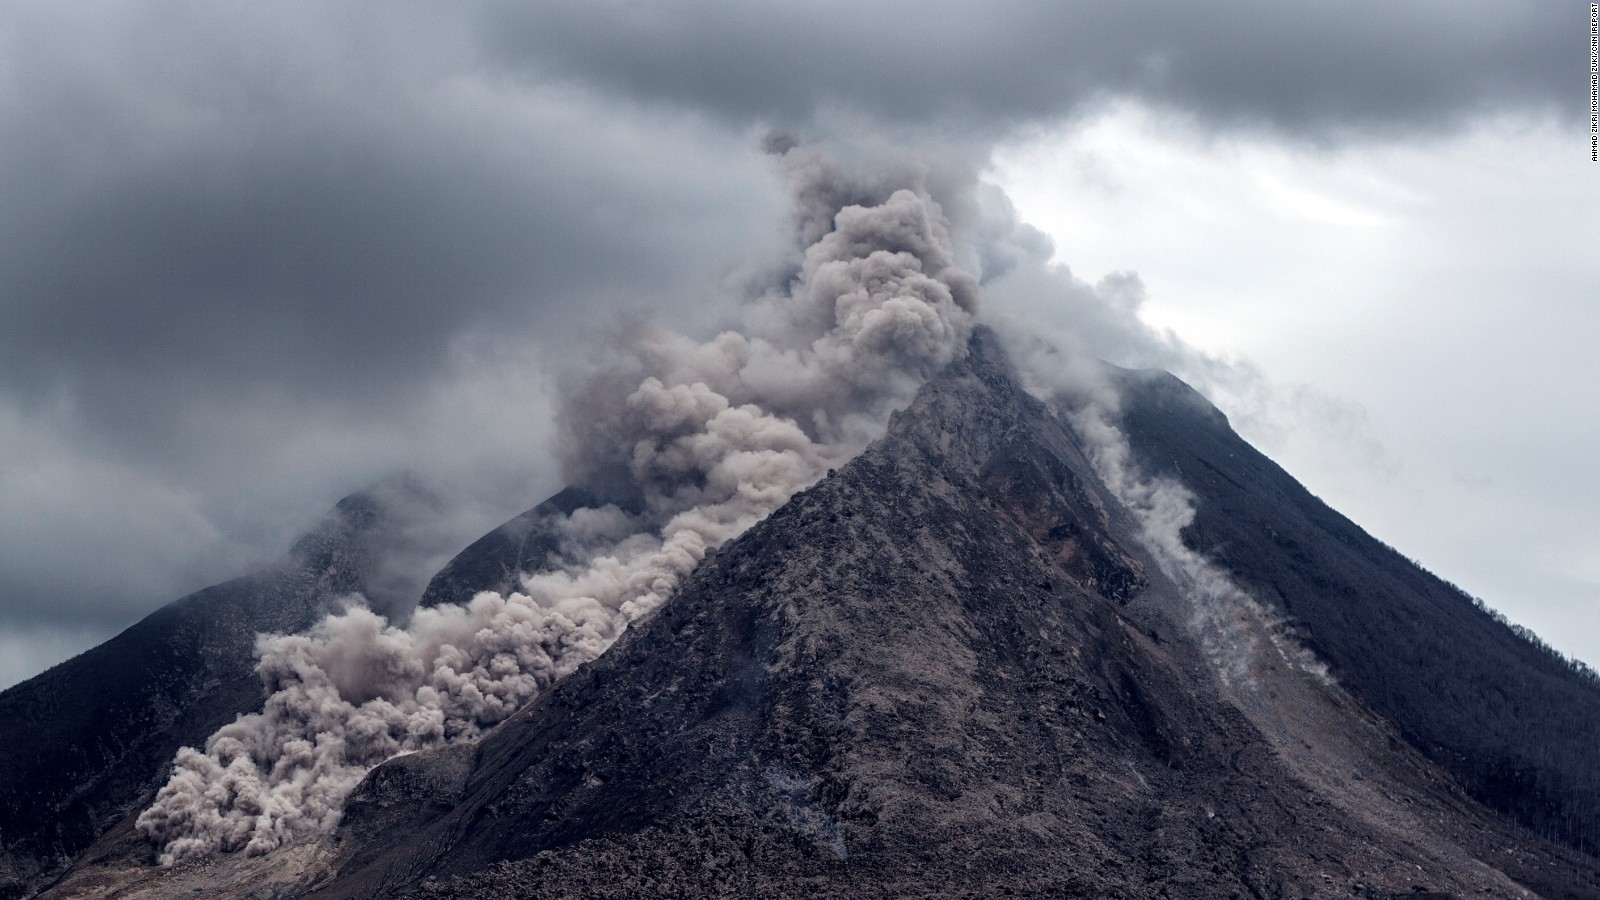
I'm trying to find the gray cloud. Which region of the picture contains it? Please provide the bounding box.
[479,0,1573,138]
[0,2,791,655]
[0,0,1583,687]
[0,17,787,412]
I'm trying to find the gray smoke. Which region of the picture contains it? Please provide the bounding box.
[1006,338,1332,693]
[136,144,979,863]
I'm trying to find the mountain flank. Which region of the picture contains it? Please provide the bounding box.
[14,331,1600,898]
[0,478,441,898]
[286,331,1599,899]
[1113,366,1600,856]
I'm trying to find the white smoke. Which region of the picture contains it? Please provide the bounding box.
[135,144,979,864]
[1061,388,1331,691]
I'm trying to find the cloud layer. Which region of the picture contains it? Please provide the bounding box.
[481,0,1572,136]
[1,1,1584,681]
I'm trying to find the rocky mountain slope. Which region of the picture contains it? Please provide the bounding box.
[1111,367,1600,856]
[15,331,1600,898]
[306,331,1600,900]
[0,478,443,898]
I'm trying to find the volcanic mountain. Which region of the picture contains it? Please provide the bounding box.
[0,477,446,897]
[9,329,1600,898]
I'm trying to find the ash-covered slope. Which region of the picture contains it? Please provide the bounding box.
[0,478,441,899]
[295,332,1597,899]
[1112,368,1600,857]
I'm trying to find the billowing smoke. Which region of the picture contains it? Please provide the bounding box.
[135,144,978,864]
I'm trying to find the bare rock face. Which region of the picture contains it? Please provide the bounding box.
[0,477,443,899]
[299,332,1600,899]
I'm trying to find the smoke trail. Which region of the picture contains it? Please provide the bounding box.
[135,144,978,864]
[1066,394,1330,690]
[992,291,1331,693]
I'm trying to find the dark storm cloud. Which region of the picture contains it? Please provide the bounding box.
[0,1,789,660]
[480,0,1571,138]
[0,3,786,417]
[0,0,1576,687]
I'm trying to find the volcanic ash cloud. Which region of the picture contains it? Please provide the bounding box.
[136,146,979,864]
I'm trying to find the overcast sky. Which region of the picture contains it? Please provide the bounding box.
[1,0,1595,688]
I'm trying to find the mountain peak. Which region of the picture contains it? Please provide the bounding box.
[14,340,1600,899]
[290,336,1596,899]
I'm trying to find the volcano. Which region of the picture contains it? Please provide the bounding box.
[6,329,1600,899]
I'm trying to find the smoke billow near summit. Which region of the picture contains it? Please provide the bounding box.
[135,140,1283,869]
[135,145,983,863]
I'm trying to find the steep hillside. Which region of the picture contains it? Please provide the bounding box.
[287,333,1598,899]
[0,479,440,898]
[1113,367,1600,856]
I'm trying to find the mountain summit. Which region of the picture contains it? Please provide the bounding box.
[11,330,1600,898]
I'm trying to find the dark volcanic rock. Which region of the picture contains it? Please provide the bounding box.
[306,332,1600,899]
[0,478,441,898]
[1112,366,1600,861]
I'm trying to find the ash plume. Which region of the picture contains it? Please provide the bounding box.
[135,144,978,863]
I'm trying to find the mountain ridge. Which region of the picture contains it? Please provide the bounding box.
[1110,364,1600,855]
[12,330,1600,898]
